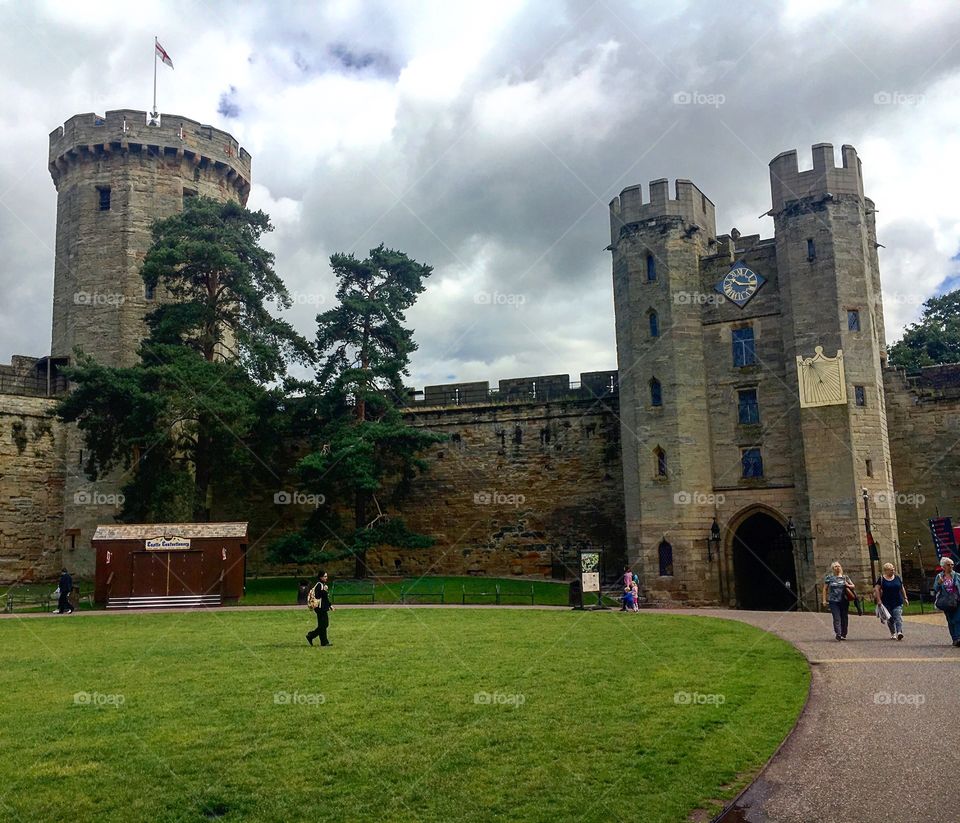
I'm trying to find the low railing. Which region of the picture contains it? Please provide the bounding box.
[0,373,69,398]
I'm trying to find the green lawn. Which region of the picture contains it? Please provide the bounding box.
[0,609,808,822]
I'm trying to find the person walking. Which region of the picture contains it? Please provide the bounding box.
[306,571,333,647]
[822,561,854,641]
[57,568,74,615]
[933,557,960,647]
[873,562,908,640]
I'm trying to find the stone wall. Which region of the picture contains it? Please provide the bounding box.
[0,395,65,582]
[885,365,960,577]
[376,396,625,577]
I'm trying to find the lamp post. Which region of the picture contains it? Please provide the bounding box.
[863,487,879,585]
[785,517,809,611]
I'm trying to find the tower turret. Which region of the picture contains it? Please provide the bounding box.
[48,109,252,575]
[609,179,717,602]
[48,109,251,368]
[771,143,898,585]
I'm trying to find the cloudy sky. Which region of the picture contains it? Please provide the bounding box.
[2,0,959,389]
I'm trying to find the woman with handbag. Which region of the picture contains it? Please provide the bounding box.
[874,562,908,641]
[822,561,854,641]
[932,556,960,647]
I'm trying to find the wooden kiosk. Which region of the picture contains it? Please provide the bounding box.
[93,522,248,608]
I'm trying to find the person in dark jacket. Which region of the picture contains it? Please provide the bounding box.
[306,571,333,647]
[873,562,908,640]
[57,568,74,614]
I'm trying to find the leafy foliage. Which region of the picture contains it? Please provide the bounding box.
[58,197,312,521]
[268,245,444,574]
[889,289,960,369]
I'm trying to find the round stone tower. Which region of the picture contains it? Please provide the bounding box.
[48,109,251,367]
[47,109,251,575]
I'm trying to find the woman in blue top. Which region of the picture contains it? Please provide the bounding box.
[822,561,854,641]
[933,556,960,647]
[873,563,908,640]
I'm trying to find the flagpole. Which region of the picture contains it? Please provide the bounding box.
[152,36,158,119]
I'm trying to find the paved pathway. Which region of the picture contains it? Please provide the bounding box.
[677,609,959,823]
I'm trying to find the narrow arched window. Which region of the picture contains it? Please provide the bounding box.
[658,540,673,576]
[646,253,657,282]
[654,446,667,477]
[649,310,659,337]
[650,378,662,407]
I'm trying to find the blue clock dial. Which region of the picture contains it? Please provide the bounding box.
[715,263,766,308]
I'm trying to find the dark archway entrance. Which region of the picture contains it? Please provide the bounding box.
[732,512,798,610]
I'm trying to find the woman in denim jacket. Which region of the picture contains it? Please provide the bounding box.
[933,557,960,647]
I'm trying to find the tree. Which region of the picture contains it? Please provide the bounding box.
[268,245,445,576]
[58,197,313,521]
[889,289,960,370]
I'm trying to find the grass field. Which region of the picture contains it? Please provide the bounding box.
[0,608,808,822]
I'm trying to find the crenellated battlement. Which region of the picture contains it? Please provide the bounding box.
[48,109,251,201]
[769,143,863,214]
[609,179,716,245]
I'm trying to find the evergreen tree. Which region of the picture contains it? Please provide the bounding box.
[269,245,445,576]
[889,288,960,370]
[57,197,312,521]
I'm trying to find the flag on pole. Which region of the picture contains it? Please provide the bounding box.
[155,41,174,69]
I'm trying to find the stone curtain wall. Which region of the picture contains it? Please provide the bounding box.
[0,395,65,583]
[384,397,625,578]
[884,365,960,577]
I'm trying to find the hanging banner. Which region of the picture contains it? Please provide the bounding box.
[928,518,957,562]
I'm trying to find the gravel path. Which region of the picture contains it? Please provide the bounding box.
[678,609,960,823]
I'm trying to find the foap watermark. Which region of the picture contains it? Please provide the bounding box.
[288,293,326,306]
[674,690,726,706]
[874,491,925,508]
[274,690,325,705]
[873,91,924,107]
[674,491,725,506]
[474,291,526,308]
[274,490,325,508]
[474,691,525,707]
[674,291,724,306]
[473,490,525,508]
[673,90,726,108]
[874,691,925,706]
[74,691,125,708]
[74,291,125,306]
[73,489,125,507]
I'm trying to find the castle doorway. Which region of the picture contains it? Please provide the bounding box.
[731,512,798,610]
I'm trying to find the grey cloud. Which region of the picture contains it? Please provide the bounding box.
[2,0,960,391]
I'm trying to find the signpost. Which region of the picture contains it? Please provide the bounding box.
[579,548,606,610]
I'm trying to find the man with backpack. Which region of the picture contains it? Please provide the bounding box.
[306,571,333,647]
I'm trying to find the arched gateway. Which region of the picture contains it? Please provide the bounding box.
[731,511,798,610]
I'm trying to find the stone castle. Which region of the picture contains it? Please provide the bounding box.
[1,109,957,608]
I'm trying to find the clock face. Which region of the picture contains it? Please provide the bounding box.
[716,264,766,308]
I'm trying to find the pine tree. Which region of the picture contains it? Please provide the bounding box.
[269,245,445,576]
[57,197,313,521]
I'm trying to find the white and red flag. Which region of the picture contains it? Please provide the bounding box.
[155,40,174,69]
